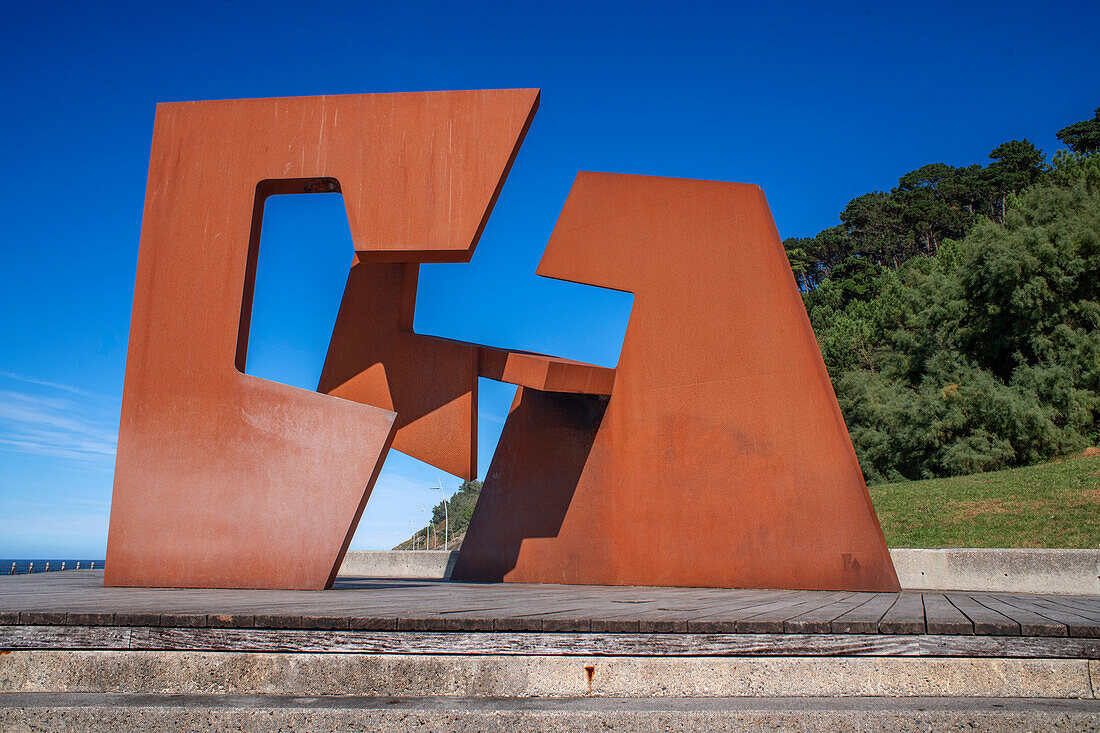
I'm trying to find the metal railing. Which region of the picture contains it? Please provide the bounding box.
[3,560,104,575]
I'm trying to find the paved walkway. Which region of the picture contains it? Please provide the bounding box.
[1,570,1097,637]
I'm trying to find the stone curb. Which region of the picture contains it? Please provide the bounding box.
[338,551,457,579]
[2,651,1096,699]
[891,549,1100,595]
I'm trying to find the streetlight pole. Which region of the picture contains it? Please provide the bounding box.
[433,480,449,548]
[407,519,417,551]
[419,509,435,549]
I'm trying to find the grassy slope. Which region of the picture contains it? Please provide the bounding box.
[870,455,1100,548]
[387,458,1100,551]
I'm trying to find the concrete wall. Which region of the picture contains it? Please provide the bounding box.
[339,551,457,579]
[890,548,1100,595]
[4,651,1096,699]
[339,549,1100,594]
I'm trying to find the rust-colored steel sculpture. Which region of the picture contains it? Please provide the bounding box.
[451,173,901,591]
[317,261,616,480]
[105,90,540,589]
[108,88,899,592]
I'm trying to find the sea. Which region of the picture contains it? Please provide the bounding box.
[0,559,106,575]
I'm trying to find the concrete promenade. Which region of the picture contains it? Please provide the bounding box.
[2,570,1098,730]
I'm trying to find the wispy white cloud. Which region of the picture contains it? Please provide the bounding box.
[0,372,490,554]
[0,495,109,510]
[0,371,115,400]
[0,376,119,468]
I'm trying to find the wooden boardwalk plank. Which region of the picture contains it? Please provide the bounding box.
[992,595,1100,637]
[784,593,877,633]
[685,592,811,633]
[0,625,921,656]
[918,634,1100,659]
[969,595,1067,637]
[2,572,1098,639]
[945,594,1020,636]
[878,592,925,634]
[585,592,795,633]
[1036,595,1100,617]
[830,593,898,634]
[1,624,1083,657]
[921,594,973,635]
[735,592,854,634]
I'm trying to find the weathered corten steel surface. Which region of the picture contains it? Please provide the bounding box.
[106,90,540,590]
[317,261,615,480]
[109,89,897,593]
[319,261,481,480]
[452,172,901,591]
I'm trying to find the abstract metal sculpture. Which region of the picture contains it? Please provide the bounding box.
[105,89,542,589]
[106,89,900,592]
[452,173,900,590]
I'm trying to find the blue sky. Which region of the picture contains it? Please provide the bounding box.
[1,0,1098,557]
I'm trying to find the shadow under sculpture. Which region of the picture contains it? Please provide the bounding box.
[106,88,900,592]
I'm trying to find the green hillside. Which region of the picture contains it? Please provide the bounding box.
[393,480,481,550]
[396,455,1098,550]
[871,453,1100,548]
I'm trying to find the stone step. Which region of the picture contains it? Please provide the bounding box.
[3,650,1096,699]
[3,693,1099,732]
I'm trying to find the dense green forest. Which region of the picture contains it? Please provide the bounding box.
[787,106,1100,483]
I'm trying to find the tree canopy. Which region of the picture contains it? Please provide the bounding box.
[788,106,1099,483]
[1057,107,1100,155]
[430,480,482,537]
